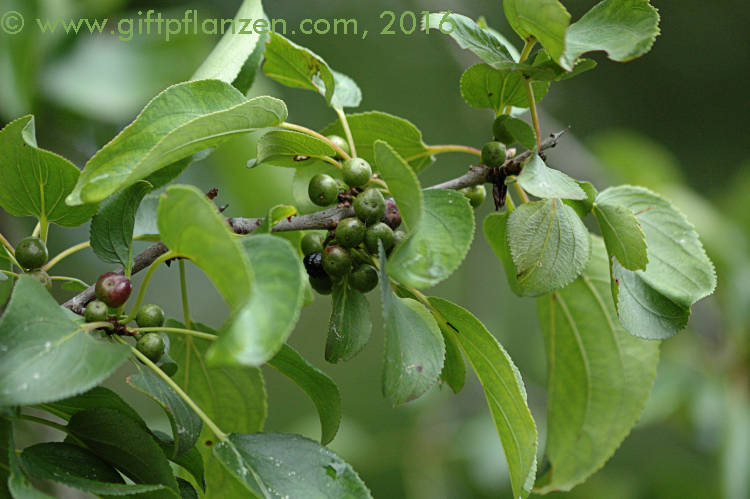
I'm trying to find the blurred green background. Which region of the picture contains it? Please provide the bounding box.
[1,0,748,497]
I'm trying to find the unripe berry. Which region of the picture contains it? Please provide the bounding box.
[322,246,352,278]
[136,333,165,363]
[342,158,372,188]
[308,174,339,206]
[353,189,386,225]
[492,115,514,145]
[380,198,402,229]
[28,269,52,291]
[303,252,327,279]
[364,222,395,254]
[136,304,166,328]
[350,264,379,293]
[15,237,48,270]
[95,272,132,308]
[309,275,333,295]
[393,228,407,247]
[460,185,487,208]
[84,300,109,323]
[335,218,365,248]
[301,232,325,256]
[326,134,350,159]
[481,141,507,168]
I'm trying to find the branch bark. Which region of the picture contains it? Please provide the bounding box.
[63,129,568,314]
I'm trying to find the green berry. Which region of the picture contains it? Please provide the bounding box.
[136,333,165,363]
[28,269,52,291]
[350,264,379,293]
[335,218,365,248]
[322,245,352,278]
[84,300,109,323]
[15,237,48,270]
[301,232,325,256]
[308,174,339,206]
[136,304,165,328]
[460,185,487,208]
[393,229,407,247]
[309,275,333,295]
[95,272,132,308]
[342,158,372,188]
[481,141,507,168]
[353,189,386,225]
[492,115,514,145]
[364,222,395,254]
[326,134,350,159]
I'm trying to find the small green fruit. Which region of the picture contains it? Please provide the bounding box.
[335,218,366,248]
[393,229,407,247]
[350,264,379,293]
[342,158,372,188]
[28,269,52,291]
[84,300,109,323]
[301,232,325,256]
[492,115,514,145]
[309,275,333,295]
[326,134,350,159]
[137,333,165,363]
[460,185,487,208]
[136,304,166,328]
[364,222,395,254]
[95,272,132,308]
[15,237,48,270]
[481,141,507,168]
[322,246,352,278]
[353,189,386,225]
[308,174,339,206]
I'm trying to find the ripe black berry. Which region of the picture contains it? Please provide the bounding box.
[303,252,327,279]
[350,264,379,293]
[137,333,165,363]
[15,237,48,270]
[308,174,339,206]
[342,158,372,188]
[95,272,132,308]
[84,300,109,323]
[301,232,325,256]
[481,142,507,168]
[364,222,395,254]
[353,189,386,225]
[136,304,165,328]
[460,185,487,208]
[326,134,350,159]
[492,115,514,145]
[380,198,402,229]
[322,246,352,278]
[335,218,365,248]
[309,275,333,295]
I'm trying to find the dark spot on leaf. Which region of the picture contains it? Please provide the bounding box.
[204,440,214,447]
[488,92,494,97]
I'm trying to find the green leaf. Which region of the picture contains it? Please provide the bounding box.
[214,433,371,498]
[597,186,716,338]
[8,425,53,498]
[178,478,199,499]
[262,32,335,104]
[592,202,648,271]
[191,0,265,85]
[127,366,202,458]
[460,64,549,114]
[67,81,287,205]
[429,298,538,499]
[422,13,516,67]
[326,280,372,363]
[67,408,179,495]
[158,185,252,310]
[0,276,130,407]
[90,180,152,270]
[254,130,336,168]
[507,199,591,294]
[438,322,466,394]
[1,417,10,497]
[0,254,12,307]
[152,430,206,492]
[0,116,97,226]
[535,237,660,492]
[232,30,269,94]
[322,112,434,173]
[379,250,445,406]
[562,0,660,69]
[373,140,423,232]
[167,320,267,499]
[133,192,162,239]
[330,70,363,110]
[253,205,297,234]
[503,0,571,68]
[267,344,342,445]
[387,189,474,289]
[20,442,166,496]
[43,386,146,427]
[563,181,598,217]
[484,211,529,296]
[516,154,586,200]
[207,235,305,367]
[502,117,537,150]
